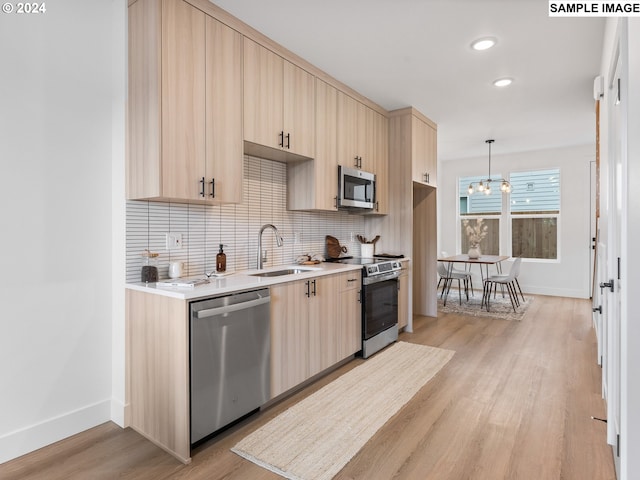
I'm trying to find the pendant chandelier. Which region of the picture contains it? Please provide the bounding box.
[467,139,511,195]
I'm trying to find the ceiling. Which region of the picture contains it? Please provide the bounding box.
[210,0,605,161]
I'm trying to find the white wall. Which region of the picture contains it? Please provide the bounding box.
[0,0,126,463]
[438,144,594,298]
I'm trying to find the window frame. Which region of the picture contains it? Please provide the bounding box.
[457,167,561,263]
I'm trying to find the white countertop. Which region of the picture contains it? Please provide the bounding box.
[126,262,363,301]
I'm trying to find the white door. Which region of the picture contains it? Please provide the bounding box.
[589,161,597,298]
[605,35,624,472]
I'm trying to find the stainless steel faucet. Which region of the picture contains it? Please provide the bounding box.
[257,224,283,269]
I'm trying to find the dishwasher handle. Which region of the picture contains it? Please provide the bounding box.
[195,296,270,319]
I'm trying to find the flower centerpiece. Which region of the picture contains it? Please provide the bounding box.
[463,218,488,259]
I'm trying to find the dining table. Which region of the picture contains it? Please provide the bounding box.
[437,254,510,292]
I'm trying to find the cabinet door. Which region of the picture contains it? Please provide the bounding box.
[314,79,338,210]
[337,92,362,168]
[270,281,309,398]
[308,275,339,376]
[283,61,315,158]
[243,38,284,150]
[337,272,362,360]
[361,103,375,171]
[412,117,437,187]
[205,17,243,203]
[424,122,437,187]
[370,110,389,214]
[161,0,206,200]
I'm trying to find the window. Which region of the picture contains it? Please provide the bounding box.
[510,169,560,259]
[459,175,501,255]
[460,217,500,255]
[459,174,502,215]
[458,168,560,260]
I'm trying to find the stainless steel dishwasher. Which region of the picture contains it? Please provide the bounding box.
[190,288,270,444]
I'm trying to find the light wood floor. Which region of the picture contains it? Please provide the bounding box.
[0,295,615,480]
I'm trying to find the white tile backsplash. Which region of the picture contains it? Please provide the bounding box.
[126,156,365,282]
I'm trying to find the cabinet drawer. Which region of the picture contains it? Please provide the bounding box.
[339,271,361,290]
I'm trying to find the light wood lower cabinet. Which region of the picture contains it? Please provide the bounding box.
[127,289,191,463]
[337,271,362,359]
[127,269,362,463]
[270,270,361,398]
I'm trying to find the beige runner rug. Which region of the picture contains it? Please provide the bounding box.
[231,341,455,480]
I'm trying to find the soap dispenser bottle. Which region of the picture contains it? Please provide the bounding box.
[216,244,226,273]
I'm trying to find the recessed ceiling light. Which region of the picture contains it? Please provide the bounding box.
[471,37,497,51]
[493,78,513,87]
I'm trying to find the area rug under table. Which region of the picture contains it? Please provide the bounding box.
[438,293,533,321]
[231,341,455,480]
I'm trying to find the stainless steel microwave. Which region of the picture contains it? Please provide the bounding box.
[338,166,375,210]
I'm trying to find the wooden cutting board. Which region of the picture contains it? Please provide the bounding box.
[325,235,347,259]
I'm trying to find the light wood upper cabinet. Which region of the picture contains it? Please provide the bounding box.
[205,16,244,203]
[127,0,243,204]
[243,38,284,151]
[337,92,388,213]
[369,110,389,214]
[412,115,437,187]
[287,78,338,211]
[244,38,315,160]
[337,92,366,169]
[284,60,316,158]
[160,0,205,201]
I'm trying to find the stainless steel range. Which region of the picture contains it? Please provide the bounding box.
[326,256,402,358]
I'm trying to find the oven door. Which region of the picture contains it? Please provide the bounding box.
[362,275,398,340]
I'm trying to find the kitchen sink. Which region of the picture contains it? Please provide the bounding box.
[250,267,318,278]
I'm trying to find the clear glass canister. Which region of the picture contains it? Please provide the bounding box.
[141,250,159,283]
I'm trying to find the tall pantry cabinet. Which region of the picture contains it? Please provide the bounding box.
[367,107,438,324]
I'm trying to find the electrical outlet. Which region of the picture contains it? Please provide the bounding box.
[165,232,183,250]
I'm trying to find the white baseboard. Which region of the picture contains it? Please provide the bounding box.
[110,397,130,428]
[0,399,111,464]
[521,285,589,298]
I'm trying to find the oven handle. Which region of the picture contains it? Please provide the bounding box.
[362,270,400,285]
